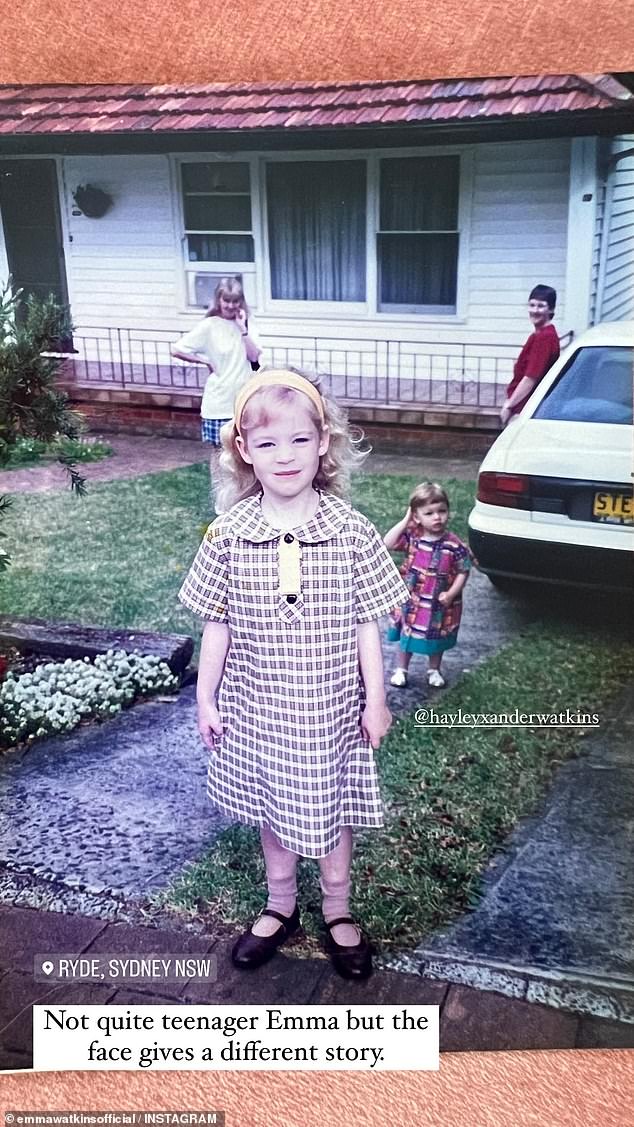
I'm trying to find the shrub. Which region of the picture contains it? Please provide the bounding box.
[0,283,86,570]
[5,435,112,469]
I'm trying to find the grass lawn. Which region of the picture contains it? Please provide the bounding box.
[1,465,473,636]
[4,465,633,952]
[161,623,634,951]
[1,464,214,634]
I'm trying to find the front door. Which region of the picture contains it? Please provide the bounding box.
[0,159,70,312]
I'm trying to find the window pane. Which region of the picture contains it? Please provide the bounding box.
[194,272,243,307]
[187,234,254,262]
[182,162,250,192]
[533,346,633,424]
[380,156,459,230]
[267,161,366,301]
[184,195,252,231]
[378,233,458,307]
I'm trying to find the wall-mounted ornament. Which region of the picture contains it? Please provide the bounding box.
[72,184,113,218]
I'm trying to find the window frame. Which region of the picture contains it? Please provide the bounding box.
[175,156,259,310]
[376,153,462,315]
[260,150,370,318]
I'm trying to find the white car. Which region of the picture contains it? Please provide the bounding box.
[468,321,633,591]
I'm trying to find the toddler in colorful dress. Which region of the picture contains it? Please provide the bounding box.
[179,369,407,980]
[384,482,471,689]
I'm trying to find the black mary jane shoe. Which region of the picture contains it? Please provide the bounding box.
[325,916,373,981]
[231,905,301,970]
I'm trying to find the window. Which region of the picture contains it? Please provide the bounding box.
[533,346,633,425]
[378,156,460,313]
[180,162,254,306]
[266,161,366,302]
[176,151,464,315]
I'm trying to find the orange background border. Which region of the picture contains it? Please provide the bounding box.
[1,1051,633,1124]
[2,0,634,83]
[1,1,633,1121]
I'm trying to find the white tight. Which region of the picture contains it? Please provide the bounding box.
[260,825,353,921]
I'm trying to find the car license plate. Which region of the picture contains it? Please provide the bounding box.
[592,491,634,523]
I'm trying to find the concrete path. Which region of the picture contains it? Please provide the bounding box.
[0,435,208,495]
[0,433,482,494]
[408,683,634,1024]
[0,684,226,901]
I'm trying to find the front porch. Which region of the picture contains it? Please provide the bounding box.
[58,326,573,449]
[61,326,537,407]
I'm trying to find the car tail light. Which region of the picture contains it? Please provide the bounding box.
[477,472,531,509]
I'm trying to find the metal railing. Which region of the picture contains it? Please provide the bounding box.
[59,327,574,410]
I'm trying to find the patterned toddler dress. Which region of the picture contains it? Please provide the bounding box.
[388,528,471,655]
[179,491,408,858]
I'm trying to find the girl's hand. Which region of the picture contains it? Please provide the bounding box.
[235,308,248,334]
[361,701,392,749]
[197,699,223,750]
[437,591,453,607]
[500,403,512,426]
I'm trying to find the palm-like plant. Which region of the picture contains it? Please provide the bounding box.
[0,282,86,570]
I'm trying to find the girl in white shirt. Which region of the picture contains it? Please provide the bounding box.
[172,277,261,447]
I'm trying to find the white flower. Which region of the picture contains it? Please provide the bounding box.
[1,650,179,751]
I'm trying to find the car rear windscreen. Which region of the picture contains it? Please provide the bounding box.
[533,345,633,424]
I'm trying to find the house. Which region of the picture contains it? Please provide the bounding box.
[0,75,632,441]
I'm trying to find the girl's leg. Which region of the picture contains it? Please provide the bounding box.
[427,651,446,687]
[251,825,299,936]
[319,827,360,945]
[390,648,411,686]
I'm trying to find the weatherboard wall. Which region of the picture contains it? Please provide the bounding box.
[1,138,573,368]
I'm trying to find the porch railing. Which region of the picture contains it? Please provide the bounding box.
[59,327,574,410]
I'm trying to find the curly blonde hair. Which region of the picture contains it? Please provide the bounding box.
[215,370,368,512]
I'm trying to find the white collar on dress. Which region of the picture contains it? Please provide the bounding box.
[227,491,352,544]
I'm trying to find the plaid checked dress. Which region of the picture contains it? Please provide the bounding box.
[179,491,408,857]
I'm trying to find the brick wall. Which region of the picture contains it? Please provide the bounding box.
[69,387,499,456]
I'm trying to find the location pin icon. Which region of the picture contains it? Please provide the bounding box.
[41,961,54,975]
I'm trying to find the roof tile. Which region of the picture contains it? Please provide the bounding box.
[0,75,629,137]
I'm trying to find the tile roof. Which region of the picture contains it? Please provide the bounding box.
[0,75,631,136]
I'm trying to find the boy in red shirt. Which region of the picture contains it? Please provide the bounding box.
[500,284,559,427]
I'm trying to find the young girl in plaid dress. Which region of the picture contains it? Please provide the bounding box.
[385,482,471,689]
[179,369,407,979]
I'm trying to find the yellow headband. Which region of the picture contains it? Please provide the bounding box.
[233,370,326,435]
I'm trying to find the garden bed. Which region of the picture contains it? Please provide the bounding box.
[0,618,194,753]
[3,435,112,470]
[0,616,194,674]
[0,648,180,753]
